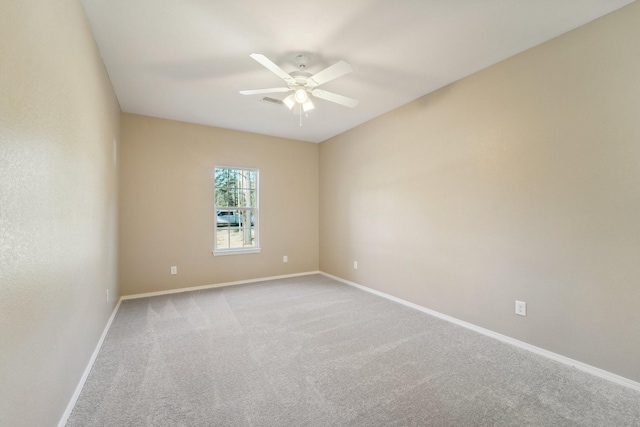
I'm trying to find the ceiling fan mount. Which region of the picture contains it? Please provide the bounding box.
[294,54,310,70]
[240,53,359,118]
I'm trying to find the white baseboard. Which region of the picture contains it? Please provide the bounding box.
[121,271,321,300]
[320,272,640,393]
[58,299,123,427]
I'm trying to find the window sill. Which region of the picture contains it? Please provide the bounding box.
[213,248,261,256]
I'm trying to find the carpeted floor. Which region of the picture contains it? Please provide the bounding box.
[67,274,640,426]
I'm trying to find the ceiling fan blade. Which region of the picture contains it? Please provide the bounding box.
[311,89,359,108]
[308,60,353,87]
[250,53,295,85]
[239,87,291,95]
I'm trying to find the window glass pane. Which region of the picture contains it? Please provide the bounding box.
[215,169,228,188]
[248,190,256,208]
[239,188,247,207]
[236,226,255,248]
[215,188,227,207]
[239,189,248,207]
[237,209,250,226]
[233,170,242,188]
[216,227,230,249]
[224,187,235,207]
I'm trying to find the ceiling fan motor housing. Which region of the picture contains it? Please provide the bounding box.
[289,71,312,90]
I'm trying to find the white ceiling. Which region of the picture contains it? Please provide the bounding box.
[81,0,634,143]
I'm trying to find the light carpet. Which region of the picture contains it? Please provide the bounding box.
[67,274,640,426]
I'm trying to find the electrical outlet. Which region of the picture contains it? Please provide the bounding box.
[515,300,527,316]
[353,261,358,269]
[283,255,288,263]
[106,289,109,303]
[171,266,177,275]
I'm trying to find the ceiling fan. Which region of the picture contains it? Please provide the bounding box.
[240,53,359,117]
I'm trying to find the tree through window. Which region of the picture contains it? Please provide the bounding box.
[214,167,259,254]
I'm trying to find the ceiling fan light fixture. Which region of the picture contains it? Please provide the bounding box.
[283,94,296,110]
[303,99,314,112]
[294,88,308,103]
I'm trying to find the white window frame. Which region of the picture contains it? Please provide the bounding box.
[213,166,260,256]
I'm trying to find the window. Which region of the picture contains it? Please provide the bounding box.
[214,167,259,255]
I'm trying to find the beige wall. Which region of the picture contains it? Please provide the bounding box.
[119,114,319,295]
[320,3,640,383]
[0,0,121,425]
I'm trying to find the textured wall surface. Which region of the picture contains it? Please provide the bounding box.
[320,2,640,383]
[119,114,319,296]
[0,0,121,425]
